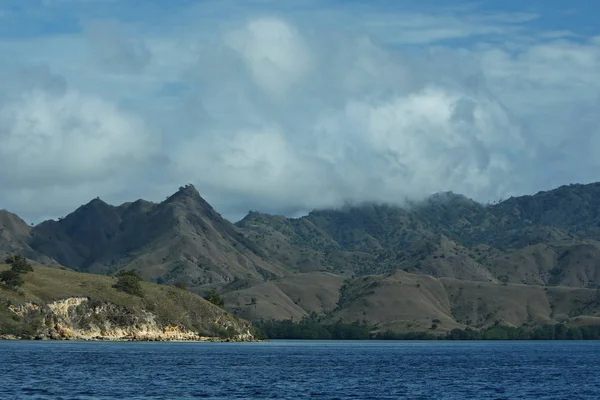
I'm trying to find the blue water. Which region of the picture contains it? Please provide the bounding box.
[1,341,600,399]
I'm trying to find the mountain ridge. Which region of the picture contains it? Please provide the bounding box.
[4,181,600,332]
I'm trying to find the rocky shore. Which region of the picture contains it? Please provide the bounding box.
[1,297,258,342]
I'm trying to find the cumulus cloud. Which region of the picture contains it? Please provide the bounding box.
[225,17,313,97]
[0,77,161,220]
[1,1,600,222]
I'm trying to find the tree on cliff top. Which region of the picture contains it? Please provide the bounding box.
[113,270,143,297]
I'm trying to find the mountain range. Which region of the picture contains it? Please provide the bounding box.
[3,182,600,333]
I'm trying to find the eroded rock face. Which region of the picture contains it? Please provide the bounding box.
[4,297,255,341]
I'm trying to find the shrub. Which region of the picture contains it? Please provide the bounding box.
[113,271,143,297]
[204,290,224,307]
[0,270,24,289]
[115,269,142,280]
[175,282,189,291]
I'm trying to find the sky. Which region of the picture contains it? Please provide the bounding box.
[0,0,599,223]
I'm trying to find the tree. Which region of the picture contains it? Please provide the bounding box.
[115,269,142,279]
[250,297,257,305]
[175,282,189,291]
[113,270,143,297]
[0,270,24,289]
[204,290,224,307]
[5,255,33,274]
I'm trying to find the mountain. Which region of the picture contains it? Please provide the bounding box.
[4,181,600,334]
[28,185,289,290]
[236,185,600,287]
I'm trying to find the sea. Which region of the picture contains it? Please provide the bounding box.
[1,340,600,399]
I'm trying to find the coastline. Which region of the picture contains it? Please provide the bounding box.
[0,333,264,342]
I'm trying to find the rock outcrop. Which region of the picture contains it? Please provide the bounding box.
[4,297,255,341]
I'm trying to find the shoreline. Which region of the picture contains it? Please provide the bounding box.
[0,334,264,342]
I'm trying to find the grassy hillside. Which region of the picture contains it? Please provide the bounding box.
[329,270,600,333]
[223,272,347,321]
[0,264,251,339]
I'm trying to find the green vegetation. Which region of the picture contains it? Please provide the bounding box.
[0,270,24,289]
[254,317,371,340]
[0,255,33,289]
[204,290,224,307]
[0,299,41,337]
[5,255,33,274]
[112,270,143,297]
[443,324,600,340]
[252,318,600,341]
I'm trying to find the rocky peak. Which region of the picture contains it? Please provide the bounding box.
[162,184,224,222]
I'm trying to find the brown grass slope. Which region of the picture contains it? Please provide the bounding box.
[223,271,347,321]
[331,270,600,333]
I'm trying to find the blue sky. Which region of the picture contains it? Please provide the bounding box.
[1,0,600,222]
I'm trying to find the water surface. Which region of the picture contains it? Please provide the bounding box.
[1,340,599,399]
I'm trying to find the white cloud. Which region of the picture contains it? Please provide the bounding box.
[0,88,160,200]
[225,17,313,97]
[1,1,600,222]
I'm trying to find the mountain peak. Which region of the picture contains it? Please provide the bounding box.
[162,184,223,221]
[85,197,110,208]
[167,184,202,202]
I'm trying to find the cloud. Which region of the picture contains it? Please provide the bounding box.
[84,19,152,73]
[225,17,313,97]
[0,79,161,220]
[1,1,600,223]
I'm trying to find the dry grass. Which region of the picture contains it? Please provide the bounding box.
[0,265,247,336]
[224,272,347,321]
[329,270,600,333]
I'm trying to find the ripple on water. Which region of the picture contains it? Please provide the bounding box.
[1,341,600,399]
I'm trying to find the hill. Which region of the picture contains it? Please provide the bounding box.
[329,270,600,333]
[0,264,253,341]
[4,181,600,334]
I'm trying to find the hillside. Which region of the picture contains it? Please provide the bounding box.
[330,270,600,333]
[0,264,254,340]
[3,181,600,333]
[0,210,54,264]
[236,184,600,288]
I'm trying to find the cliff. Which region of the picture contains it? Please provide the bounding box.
[0,265,255,341]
